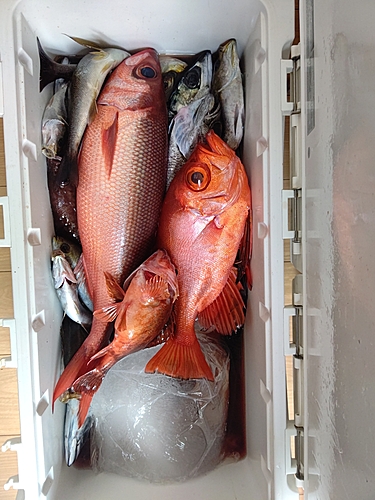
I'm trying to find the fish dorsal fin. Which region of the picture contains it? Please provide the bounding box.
[102,111,118,178]
[198,268,245,335]
[104,271,125,302]
[64,34,104,51]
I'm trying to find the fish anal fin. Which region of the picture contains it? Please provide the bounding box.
[146,317,174,348]
[102,111,118,179]
[145,337,214,381]
[104,271,125,302]
[198,268,245,335]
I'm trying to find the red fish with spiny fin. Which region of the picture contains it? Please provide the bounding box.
[71,249,178,427]
[145,130,251,381]
[53,48,168,407]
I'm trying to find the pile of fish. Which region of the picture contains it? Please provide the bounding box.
[40,36,251,469]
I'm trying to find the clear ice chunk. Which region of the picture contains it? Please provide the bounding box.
[90,334,230,483]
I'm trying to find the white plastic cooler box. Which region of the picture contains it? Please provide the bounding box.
[2,0,375,498]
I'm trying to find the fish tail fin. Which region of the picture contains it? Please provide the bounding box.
[78,392,94,429]
[145,337,214,381]
[56,154,78,189]
[53,346,90,408]
[71,369,104,428]
[38,37,70,92]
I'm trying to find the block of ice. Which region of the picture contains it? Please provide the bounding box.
[90,334,230,483]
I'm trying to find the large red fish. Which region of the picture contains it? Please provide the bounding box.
[53,49,168,404]
[71,249,179,427]
[145,130,251,381]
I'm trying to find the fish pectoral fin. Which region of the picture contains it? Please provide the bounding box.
[142,275,170,303]
[88,98,98,125]
[198,268,245,335]
[93,303,121,323]
[102,111,119,179]
[145,337,214,381]
[104,271,125,301]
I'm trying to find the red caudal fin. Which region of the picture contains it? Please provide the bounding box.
[53,346,90,408]
[77,392,94,429]
[198,268,245,335]
[72,369,105,428]
[145,336,214,381]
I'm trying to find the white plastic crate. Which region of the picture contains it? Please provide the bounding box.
[0,0,299,498]
[3,0,375,497]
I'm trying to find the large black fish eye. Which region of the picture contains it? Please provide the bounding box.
[191,171,204,185]
[140,66,156,78]
[60,242,70,254]
[184,67,200,89]
[186,163,211,191]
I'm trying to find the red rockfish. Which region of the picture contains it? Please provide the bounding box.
[146,130,251,381]
[71,249,178,427]
[53,48,168,405]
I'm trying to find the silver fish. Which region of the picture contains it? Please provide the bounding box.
[57,44,130,186]
[64,397,92,467]
[52,237,93,311]
[52,249,92,329]
[168,50,213,119]
[213,39,244,150]
[167,93,217,188]
[41,82,68,160]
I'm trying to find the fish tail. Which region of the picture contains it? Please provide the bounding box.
[145,337,214,381]
[72,368,104,428]
[78,392,94,429]
[53,349,89,407]
[38,37,70,92]
[56,153,78,188]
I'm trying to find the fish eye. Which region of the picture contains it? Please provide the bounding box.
[186,163,211,191]
[60,242,70,254]
[184,67,200,89]
[140,66,156,78]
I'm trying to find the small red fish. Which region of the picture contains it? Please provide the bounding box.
[71,249,178,427]
[145,130,251,381]
[53,48,168,406]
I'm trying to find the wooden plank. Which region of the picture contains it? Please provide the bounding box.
[0,272,13,318]
[0,444,18,500]
[0,119,5,190]
[0,369,20,436]
[0,327,11,358]
[0,249,11,273]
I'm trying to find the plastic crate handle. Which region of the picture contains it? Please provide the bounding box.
[0,196,11,247]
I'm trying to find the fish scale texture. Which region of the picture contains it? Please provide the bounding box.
[78,109,167,310]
